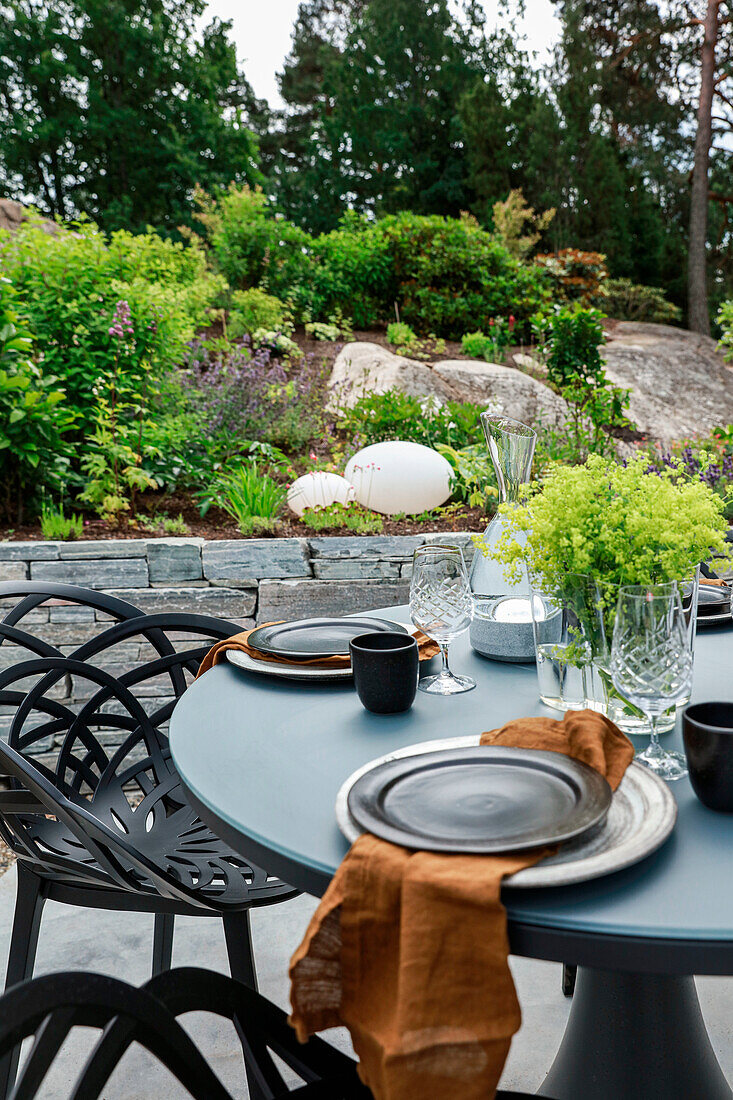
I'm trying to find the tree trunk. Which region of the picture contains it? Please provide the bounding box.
[687,0,720,335]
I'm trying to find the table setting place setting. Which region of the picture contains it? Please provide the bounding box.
[194,414,733,1100]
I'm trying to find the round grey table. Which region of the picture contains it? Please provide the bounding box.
[170,606,733,1100]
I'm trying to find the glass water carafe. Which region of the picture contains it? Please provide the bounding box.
[469,413,537,661]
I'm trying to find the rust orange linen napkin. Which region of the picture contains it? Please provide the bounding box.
[197,623,439,674]
[289,709,634,1100]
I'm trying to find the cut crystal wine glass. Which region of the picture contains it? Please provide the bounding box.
[409,545,475,695]
[610,583,693,781]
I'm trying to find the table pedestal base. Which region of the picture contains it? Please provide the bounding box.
[538,967,731,1099]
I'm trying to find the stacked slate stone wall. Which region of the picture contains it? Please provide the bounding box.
[0,534,478,757]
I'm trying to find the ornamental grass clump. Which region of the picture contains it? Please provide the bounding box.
[488,454,729,592]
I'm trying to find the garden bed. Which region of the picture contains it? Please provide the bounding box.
[1,496,489,542]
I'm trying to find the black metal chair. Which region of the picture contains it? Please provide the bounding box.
[0,965,545,1099]
[0,582,298,1094]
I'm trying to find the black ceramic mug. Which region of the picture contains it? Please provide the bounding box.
[349,632,419,715]
[682,701,733,812]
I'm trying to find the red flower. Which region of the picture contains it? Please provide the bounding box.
[489,318,495,327]
[508,315,516,330]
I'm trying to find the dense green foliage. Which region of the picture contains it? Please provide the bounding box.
[0,0,262,233]
[197,191,549,338]
[0,276,74,522]
[536,307,630,461]
[2,0,732,319]
[0,216,222,431]
[229,289,291,340]
[335,391,483,451]
[490,454,729,591]
[600,279,682,325]
[719,301,733,363]
[269,0,732,318]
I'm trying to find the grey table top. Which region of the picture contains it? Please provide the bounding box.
[170,605,733,951]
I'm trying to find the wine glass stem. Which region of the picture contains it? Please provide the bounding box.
[440,643,451,677]
[649,714,661,752]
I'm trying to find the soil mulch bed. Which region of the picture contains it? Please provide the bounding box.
[3,497,488,543]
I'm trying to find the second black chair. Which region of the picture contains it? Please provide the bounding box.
[0,965,546,1099]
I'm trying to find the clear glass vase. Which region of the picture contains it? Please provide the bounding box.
[530,574,605,711]
[469,413,537,662]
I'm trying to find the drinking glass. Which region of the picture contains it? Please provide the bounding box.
[610,583,693,781]
[409,545,476,695]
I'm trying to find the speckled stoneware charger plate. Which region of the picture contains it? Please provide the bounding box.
[335,735,677,888]
[226,620,418,681]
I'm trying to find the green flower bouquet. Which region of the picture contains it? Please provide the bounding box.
[477,454,730,726]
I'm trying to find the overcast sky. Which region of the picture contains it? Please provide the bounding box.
[204,0,560,107]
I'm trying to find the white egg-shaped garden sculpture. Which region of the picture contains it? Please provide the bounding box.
[345,441,453,515]
[287,471,355,517]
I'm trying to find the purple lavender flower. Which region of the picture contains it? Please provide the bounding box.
[108,299,135,341]
[181,338,329,448]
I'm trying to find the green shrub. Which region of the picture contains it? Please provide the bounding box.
[0,214,223,432]
[600,279,681,324]
[196,185,313,303]
[0,277,75,523]
[376,212,549,340]
[305,213,393,328]
[534,306,631,461]
[198,462,287,534]
[40,503,83,540]
[336,390,482,449]
[386,321,419,350]
[229,288,290,339]
[252,330,302,359]
[435,443,498,509]
[196,193,549,339]
[717,301,733,363]
[461,331,493,360]
[305,321,341,341]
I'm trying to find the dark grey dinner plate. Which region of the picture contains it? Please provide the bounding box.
[248,617,408,661]
[347,746,612,854]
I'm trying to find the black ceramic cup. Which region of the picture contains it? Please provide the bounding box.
[682,701,733,812]
[349,632,419,715]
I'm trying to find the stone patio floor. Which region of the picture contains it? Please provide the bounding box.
[0,865,730,1097]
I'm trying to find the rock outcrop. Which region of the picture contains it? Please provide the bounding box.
[432,360,568,426]
[603,322,733,442]
[327,342,458,410]
[328,325,733,444]
[327,341,567,428]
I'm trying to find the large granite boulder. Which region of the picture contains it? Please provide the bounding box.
[432,360,568,426]
[603,322,733,442]
[327,342,459,410]
[327,342,567,429]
